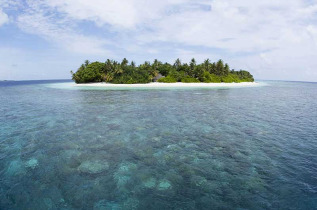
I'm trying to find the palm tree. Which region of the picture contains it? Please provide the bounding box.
[190,58,196,70]
[224,63,230,76]
[84,60,90,67]
[173,58,182,69]
[121,58,128,67]
[114,61,123,74]
[152,59,161,68]
[216,59,224,76]
[204,59,210,72]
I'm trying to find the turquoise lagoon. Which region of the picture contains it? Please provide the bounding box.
[0,80,316,209]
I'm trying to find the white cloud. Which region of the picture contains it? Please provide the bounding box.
[307,25,317,43]
[135,0,317,81]
[43,0,192,29]
[17,13,110,55]
[15,0,111,55]
[15,0,317,55]
[139,0,316,51]
[2,0,317,81]
[44,0,139,28]
[0,8,8,26]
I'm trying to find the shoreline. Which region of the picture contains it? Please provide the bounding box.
[74,82,259,88]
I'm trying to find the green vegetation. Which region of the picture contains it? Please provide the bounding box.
[71,58,254,84]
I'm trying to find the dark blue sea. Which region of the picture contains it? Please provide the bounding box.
[0,80,316,209]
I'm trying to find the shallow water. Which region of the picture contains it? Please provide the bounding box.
[0,80,316,209]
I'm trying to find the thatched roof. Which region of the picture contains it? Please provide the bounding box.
[153,73,164,82]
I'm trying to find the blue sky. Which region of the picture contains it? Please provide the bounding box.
[0,0,317,81]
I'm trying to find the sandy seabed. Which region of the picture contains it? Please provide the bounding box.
[74,82,259,88]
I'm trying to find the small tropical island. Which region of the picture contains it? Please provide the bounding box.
[71,58,254,84]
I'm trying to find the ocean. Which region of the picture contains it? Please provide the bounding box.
[0,80,316,209]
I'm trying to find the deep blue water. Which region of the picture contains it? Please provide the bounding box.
[0,80,316,209]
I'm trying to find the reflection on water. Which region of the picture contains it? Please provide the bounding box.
[0,81,316,209]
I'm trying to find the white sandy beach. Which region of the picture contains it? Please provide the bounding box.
[74,82,259,88]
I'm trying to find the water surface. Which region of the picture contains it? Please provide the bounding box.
[0,80,316,209]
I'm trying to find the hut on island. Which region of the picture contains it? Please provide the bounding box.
[153,73,164,82]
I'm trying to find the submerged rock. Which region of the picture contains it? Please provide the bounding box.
[143,177,157,189]
[151,136,161,142]
[43,198,53,210]
[25,158,39,169]
[123,198,139,209]
[78,160,109,174]
[107,123,120,130]
[93,200,121,210]
[6,159,24,176]
[158,179,172,190]
[115,175,130,188]
[113,162,137,190]
[117,162,137,174]
[166,144,181,152]
[192,176,207,187]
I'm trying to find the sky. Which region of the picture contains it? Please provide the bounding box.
[0,0,317,81]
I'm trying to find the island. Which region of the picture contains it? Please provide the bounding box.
[71,58,254,84]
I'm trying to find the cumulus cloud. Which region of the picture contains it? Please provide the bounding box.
[13,0,317,54]
[42,0,193,29]
[0,8,8,26]
[15,0,111,55]
[141,0,317,51]
[2,0,317,80]
[17,13,110,55]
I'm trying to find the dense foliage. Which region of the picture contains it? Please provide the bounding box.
[71,58,254,84]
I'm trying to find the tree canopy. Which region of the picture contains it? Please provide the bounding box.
[71,58,254,84]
